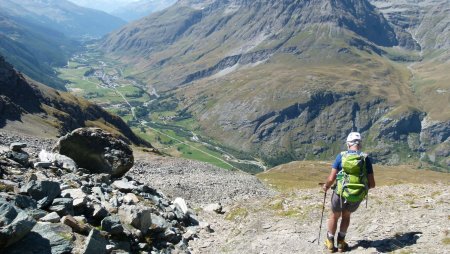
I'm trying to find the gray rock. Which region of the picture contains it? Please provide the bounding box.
[182,228,197,241]
[73,197,87,210]
[101,215,124,235]
[49,198,74,216]
[27,209,48,220]
[20,180,61,209]
[34,161,52,169]
[5,222,74,254]
[161,228,181,243]
[82,228,108,254]
[40,212,61,223]
[92,174,111,184]
[173,197,188,215]
[150,213,170,232]
[61,215,91,235]
[38,150,77,171]
[61,189,87,212]
[138,242,149,250]
[0,202,36,248]
[91,187,106,203]
[199,221,213,233]
[61,188,84,197]
[0,179,17,193]
[118,205,152,234]
[188,213,199,226]
[92,204,109,221]
[5,151,29,166]
[203,203,222,213]
[112,180,136,192]
[53,128,134,177]
[14,195,37,210]
[10,142,27,151]
[123,193,139,204]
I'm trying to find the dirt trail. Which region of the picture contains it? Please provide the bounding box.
[189,184,449,254]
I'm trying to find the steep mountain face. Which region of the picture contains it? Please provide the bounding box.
[101,0,449,169]
[0,0,126,39]
[111,0,177,22]
[0,56,149,145]
[0,12,78,90]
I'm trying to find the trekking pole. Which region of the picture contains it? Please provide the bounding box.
[318,183,327,245]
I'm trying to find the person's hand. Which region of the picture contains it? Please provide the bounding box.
[322,184,329,192]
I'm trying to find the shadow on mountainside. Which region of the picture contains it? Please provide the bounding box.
[351,231,422,252]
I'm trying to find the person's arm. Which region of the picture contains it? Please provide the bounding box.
[323,168,338,192]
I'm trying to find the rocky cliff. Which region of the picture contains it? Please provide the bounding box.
[0,56,149,146]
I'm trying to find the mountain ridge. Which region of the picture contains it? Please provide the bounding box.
[0,0,126,39]
[100,0,449,170]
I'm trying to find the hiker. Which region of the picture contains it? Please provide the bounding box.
[322,132,375,252]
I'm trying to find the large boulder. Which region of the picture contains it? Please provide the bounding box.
[53,128,134,177]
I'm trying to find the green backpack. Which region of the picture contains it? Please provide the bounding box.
[336,151,369,203]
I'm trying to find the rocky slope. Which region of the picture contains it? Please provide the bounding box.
[0,127,276,253]
[0,128,200,253]
[101,0,449,170]
[0,56,148,145]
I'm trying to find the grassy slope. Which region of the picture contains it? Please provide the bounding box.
[410,54,450,121]
[257,161,450,192]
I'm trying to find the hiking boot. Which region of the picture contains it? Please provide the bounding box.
[324,238,335,253]
[337,237,348,252]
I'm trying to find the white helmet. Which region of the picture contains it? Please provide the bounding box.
[346,132,362,143]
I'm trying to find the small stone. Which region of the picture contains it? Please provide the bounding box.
[112,180,136,192]
[61,215,91,235]
[173,197,188,215]
[199,222,213,233]
[10,142,27,151]
[118,205,152,234]
[5,151,29,166]
[49,198,74,216]
[33,162,52,169]
[101,215,124,235]
[138,242,148,250]
[182,229,197,241]
[262,224,272,229]
[203,203,222,213]
[92,204,109,221]
[40,212,61,223]
[123,193,139,204]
